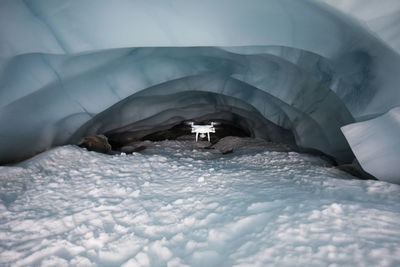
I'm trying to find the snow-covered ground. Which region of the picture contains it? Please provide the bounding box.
[1,141,400,266]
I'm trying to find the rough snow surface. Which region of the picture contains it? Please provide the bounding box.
[1,141,400,266]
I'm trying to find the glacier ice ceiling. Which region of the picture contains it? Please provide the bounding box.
[0,0,400,183]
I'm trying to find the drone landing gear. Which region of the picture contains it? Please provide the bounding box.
[195,132,211,142]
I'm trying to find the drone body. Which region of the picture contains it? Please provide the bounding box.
[189,122,217,142]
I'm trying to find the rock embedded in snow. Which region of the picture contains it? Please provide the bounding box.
[212,136,293,154]
[120,145,147,154]
[120,141,154,154]
[334,163,377,181]
[1,143,400,266]
[1,0,400,168]
[78,135,112,154]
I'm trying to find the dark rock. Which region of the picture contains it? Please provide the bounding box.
[106,132,141,150]
[121,145,147,154]
[132,145,147,152]
[78,135,112,154]
[222,149,234,155]
[335,162,377,180]
[176,135,196,141]
[120,140,153,154]
[212,136,293,154]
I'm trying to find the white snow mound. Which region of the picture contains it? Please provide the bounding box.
[1,142,400,266]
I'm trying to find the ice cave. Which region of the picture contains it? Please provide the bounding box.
[1,0,400,266]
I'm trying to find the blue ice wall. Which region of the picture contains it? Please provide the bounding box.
[0,0,399,183]
[320,0,400,54]
[342,107,400,184]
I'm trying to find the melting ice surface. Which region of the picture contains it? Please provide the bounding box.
[1,141,400,266]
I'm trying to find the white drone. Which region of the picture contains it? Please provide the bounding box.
[187,122,218,142]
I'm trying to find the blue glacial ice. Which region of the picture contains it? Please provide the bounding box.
[1,1,400,264]
[0,0,400,183]
[320,0,400,54]
[342,107,400,184]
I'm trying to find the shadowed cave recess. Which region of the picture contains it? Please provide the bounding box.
[0,0,400,184]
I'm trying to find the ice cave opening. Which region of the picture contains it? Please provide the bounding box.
[0,41,399,181]
[70,88,298,155]
[1,0,400,266]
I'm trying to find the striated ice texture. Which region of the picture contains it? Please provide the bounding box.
[342,107,400,184]
[321,0,400,54]
[0,0,399,182]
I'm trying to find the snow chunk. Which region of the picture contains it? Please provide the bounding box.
[342,107,400,184]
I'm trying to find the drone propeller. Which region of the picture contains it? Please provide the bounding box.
[210,122,221,126]
[184,121,195,126]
